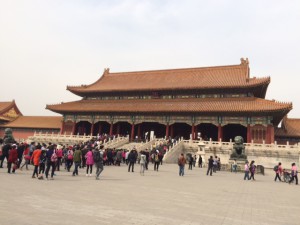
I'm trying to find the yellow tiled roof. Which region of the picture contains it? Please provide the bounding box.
[275,118,300,137]
[67,61,270,94]
[1,116,62,129]
[47,97,292,114]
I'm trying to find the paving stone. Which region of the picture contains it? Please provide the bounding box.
[0,163,299,225]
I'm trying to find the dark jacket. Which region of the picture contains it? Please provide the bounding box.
[208,157,214,167]
[128,151,136,163]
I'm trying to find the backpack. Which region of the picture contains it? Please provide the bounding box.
[67,153,73,160]
[273,165,278,172]
[93,151,101,162]
[51,152,58,162]
[155,154,159,162]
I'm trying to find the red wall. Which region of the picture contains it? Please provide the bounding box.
[0,128,60,142]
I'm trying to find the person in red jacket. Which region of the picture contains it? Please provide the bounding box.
[31,146,42,178]
[8,144,18,173]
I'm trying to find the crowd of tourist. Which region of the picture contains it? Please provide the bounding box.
[0,137,298,185]
[0,136,171,180]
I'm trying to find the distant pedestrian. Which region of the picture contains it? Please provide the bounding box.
[289,163,298,185]
[244,161,250,180]
[38,149,47,179]
[249,160,256,181]
[232,159,237,173]
[188,155,193,170]
[140,152,146,176]
[206,156,214,176]
[274,162,283,182]
[72,146,82,176]
[154,151,160,171]
[31,146,42,178]
[8,144,18,174]
[85,148,94,176]
[45,145,56,180]
[213,156,218,173]
[93,146,103,180]
[198,155,202,168]
[127,150,136,172]
[178,153,186,176]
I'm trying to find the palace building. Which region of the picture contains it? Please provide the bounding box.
[0,100,61,140]
[46,58,293,144]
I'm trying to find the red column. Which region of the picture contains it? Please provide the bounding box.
[72,122,76,135]
[170,124,174,138]
[247,125,251,143]
[191,123,195,140]
[60,121,65,134]
[218,124,223,141]
[130,123,135,141]
[90,122,94,136]
[165,124,169,138]
[195,125,198,139]
[266,125,274,144]
[137,124,141,139]
[109,122,113,136]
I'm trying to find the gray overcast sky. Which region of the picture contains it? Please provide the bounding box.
[0,0,299,119]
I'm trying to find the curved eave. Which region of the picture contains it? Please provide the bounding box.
[46,97,292,116]
[0,100,23,116]
[67,78,271,97]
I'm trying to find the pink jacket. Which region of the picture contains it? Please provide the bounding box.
[85,150,94,165]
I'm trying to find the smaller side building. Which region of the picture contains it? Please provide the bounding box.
[0,116,62,141]
[0,100,22,125]
[275,116,300,145]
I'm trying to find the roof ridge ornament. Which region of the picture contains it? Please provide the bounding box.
[104,68,110,75]
[240,58,249,66]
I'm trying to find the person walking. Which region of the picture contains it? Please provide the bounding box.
[45,145,56,180]
[178,153,186,176]
[93,147,104,180]
[7,144,18,174]
[72,146,82,176]
[249,160,256,181]
[38,149,47,180]
[0,142,10,168]
[244,161,250,180]
[31,146,42,178]
[274,162,283,182]
[20,144,30,170]
[206,156,214,176]
[154,151,160,171]
[127,150,136,172]
[55,145,63,171]
[140,152,146,176]
[66,148,74,172]
[213,156,218,173]
[289,163,298,185]
[85,148,94,176]
[188,155,193,170]
[198,155,203,168]
[232,159,237,173]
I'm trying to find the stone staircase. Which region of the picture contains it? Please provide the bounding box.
[119,142,144,151]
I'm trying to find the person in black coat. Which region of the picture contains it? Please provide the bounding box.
[0,143,10,168]
[206,156,214,176]
[128,150,136,172]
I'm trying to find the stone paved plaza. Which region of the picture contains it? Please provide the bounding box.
[0,163,300,225]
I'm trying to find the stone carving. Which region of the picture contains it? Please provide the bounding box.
[3,128,15,144]
[230,136,247,159]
